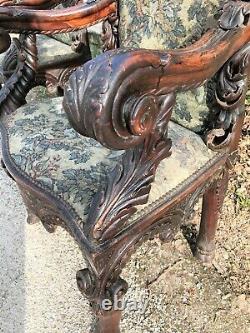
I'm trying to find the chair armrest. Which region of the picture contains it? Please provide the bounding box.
[0,0,61,9]
[63,0,250,151]
[0,0,116,33]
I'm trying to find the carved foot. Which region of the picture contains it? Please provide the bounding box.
[76,268,128,333]
[195,243,215,263]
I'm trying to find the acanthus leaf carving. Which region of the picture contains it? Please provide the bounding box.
[88,108,173,242]
[205,43,250,151]
[86,94,174,242]
[63,54,175,242]
[219,0,250,30]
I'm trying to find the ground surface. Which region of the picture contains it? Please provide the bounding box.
[0,89,249,333]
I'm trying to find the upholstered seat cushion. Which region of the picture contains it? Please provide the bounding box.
[1,97,217,223]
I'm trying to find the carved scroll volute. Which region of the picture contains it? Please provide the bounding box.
[63,49,172,150]
[206,43,250,151]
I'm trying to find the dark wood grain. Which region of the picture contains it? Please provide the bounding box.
[0,1,249,332]
[0,0,117,33]
[0,33,37,114]
[0,0,60,7]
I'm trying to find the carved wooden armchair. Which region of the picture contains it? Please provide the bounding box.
[0,0,249,332]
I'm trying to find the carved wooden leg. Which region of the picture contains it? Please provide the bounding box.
[76,268,128,333]
[195,170,229,263]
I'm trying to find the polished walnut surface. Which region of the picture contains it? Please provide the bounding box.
[0,1,249,333]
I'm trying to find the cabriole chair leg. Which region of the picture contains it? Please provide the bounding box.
[195,170,229,263]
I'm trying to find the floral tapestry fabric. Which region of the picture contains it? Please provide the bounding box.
[50,32,73,47]
[119,0,223,49]
[119,0,226,133]
[51,0,85,46]
[49,26,103,58]
[2,97,217,223]
[36,35,73,65]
